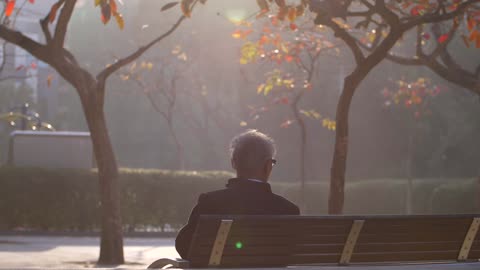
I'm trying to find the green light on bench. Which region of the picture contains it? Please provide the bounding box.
[235,242,243,249]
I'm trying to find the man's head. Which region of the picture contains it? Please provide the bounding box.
[230,130,276,182]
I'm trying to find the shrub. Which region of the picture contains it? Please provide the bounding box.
[0,167,477,231]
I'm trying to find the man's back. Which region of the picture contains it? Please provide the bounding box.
[175,178,299,259]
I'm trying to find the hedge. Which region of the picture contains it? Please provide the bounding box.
[0,167,477,231]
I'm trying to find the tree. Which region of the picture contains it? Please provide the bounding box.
[233,10,338,210]
[0,0,199,264]
[382,77,443,213]
[122,54,187,170]
[242,0,479,214]
[373,8,480,210]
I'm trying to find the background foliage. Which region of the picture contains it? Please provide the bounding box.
[0,167,477,231]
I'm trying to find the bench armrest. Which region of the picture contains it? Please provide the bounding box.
[147,258,190,269]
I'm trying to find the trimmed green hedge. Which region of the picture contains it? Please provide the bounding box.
[0,167,477,231]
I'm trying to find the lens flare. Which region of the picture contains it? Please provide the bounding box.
[235,241,243,249]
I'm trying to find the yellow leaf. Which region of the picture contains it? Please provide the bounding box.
[114,13,124,30]
[264,84,273,95]
[257,84,265,94]
[240,121,248,127]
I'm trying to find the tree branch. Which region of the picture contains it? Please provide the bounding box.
[0,25,50,63]
[403,0,479,28]
[97,15,187,83]
[314,16,365,65]
[53,0,74,50]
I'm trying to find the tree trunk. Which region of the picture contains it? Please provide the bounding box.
[405,129,414,215]
[167,118,185,170]
[292,99,307,212]
[81,91,124,265]
[328,75,357,214]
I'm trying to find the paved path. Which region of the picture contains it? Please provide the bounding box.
[1,236,479,270]
[0,236,178,268]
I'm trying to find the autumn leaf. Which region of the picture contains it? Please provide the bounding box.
[5,0,15,17]
[280,119,293,128]
[181,0,193,17]
[109,0,117,14]
[161,2,179,12]
[287,7,296,22]
[114,13,124,29]
[437,34,449,43]
[290,23,297,31]
[47,74,53,87]
[101,4,111,24]
[48,2,61,23]
[467,18,476,31]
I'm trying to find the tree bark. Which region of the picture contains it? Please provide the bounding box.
[167,118,185,170]
[405,128,414,215]
[328,75,357,214]
[81,89,124,265]
[292,93,307,212]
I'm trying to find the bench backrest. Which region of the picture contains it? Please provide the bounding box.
[187,215,480,267]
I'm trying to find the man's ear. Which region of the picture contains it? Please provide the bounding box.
[264,159,272,174]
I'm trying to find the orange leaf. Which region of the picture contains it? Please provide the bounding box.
[109,0,117,14]
[47,74,53,87]
[476,34,480,49]
[48,2,60,23]
[287,7,296,22]
[181,0,192,17]
[5,0,15,17]
[469,29,478,42]
[289,23,297,31]
[467,18,475,31]
[231,30,242,39]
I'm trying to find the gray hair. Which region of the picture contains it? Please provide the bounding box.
[230,130,276,172]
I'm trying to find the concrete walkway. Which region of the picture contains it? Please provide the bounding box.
[1,236,479,270]
[0,236,178,268]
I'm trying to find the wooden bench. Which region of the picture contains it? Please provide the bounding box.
[148,214,480,268]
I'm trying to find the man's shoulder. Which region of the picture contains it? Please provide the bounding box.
[199,188,300,215]
[270,192,300,214]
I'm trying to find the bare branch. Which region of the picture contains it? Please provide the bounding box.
[0,41,7,74]
[97,14,188,83]
[53,0,74,49]
[0,25,49,63]
[404,0,479,28]
[315,16,365,65]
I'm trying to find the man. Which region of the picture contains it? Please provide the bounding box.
[175,130,300,259]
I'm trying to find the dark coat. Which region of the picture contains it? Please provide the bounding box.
[175,178,300,259]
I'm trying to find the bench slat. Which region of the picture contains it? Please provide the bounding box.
[185,215,480,267]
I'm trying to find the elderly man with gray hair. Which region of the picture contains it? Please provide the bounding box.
[175,130,300,259]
